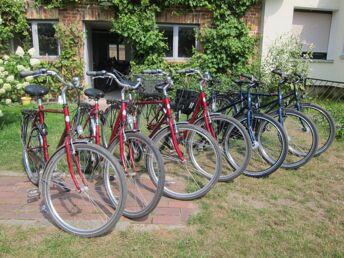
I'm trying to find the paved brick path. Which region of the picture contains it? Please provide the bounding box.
[0,173,198,229]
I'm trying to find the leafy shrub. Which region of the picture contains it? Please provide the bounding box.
[261,33,312,89]
[0,47,43,105]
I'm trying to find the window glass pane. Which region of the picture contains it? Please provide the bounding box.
[109,44,126,61]
[37,23,58,56]
[109,44,117,59]
[159,26,173,57]
[178,27,195,58]
[292,10,331,58]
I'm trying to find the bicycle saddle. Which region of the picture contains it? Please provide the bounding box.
[24,85,49,97]
[84,88,105,100]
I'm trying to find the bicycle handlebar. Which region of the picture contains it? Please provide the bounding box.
[19,69,47,78]
[87,70,142,90]
[142,69,165,75]
[19,69,77,88]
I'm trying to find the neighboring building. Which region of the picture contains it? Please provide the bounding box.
[261,0,344,82]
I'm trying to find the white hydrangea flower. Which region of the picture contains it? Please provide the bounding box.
[16,65,26,71]
[0,79,3,85]
[0,59,3,64]
[5,99,12,105]
[3,83,11,90]
[3,71,8,76]
[23,81,30,87]
[0,88,5,94]
[16,84,23,90]
[30,58,41,67]
[28,48,35,57]
[0,67,4,72]
[6,75,14,82]
[25,76,33,82]
[15,46,25,57]
[0,110,3,117]
[3,55,9,61]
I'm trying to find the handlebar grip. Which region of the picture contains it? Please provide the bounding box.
[142,69,162,75]
[19,69,46,78]
[86,70,106,76]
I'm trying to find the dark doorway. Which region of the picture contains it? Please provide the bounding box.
[85,22,131,92]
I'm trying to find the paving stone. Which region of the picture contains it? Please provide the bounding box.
[0,174,199,229]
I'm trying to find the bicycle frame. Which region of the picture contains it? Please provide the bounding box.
[24,77,86,191]
[135,96,186,161]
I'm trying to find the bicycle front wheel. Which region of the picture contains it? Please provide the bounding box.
[107,132,165,219]
[237,113,288,177]
[297,103,335,156]
[41,143,127,237]
[270,109,318,169]
[195,114,252,182]
[151,123,222,200]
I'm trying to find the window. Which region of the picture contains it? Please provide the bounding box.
[292,10,332,60]
[109,44,126,61]
[159,25,198,59]
[30,21,59,57]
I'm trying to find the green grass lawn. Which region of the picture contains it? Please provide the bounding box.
[0,103,76,171]
[0,103,343,257]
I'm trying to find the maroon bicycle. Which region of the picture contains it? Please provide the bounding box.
[102,69,222,200]
[20,69,127,237]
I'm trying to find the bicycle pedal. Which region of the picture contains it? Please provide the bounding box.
[27,188,41,203]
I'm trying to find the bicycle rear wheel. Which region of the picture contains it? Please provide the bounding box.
[21,110,45,186]
[41,143,127,237]
[151,123,222,200]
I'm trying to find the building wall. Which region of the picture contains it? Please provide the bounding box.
[261,0,344,81]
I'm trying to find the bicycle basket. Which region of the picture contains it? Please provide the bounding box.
[134,74,165,99]
[174,89,199,115]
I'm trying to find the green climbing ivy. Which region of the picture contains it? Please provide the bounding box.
[0,0,30,54]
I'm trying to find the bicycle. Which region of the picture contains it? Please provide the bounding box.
[168,68,252,182]
[284,73,335,156]
[73,70,165,219]
[20,69,127,237]
[249,70,319,169]
[209,75,289,177]
[103,69,222,200]
[210,71,318,169]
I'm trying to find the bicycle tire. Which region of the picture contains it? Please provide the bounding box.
[41,143,127,237]
[151,123,222,200]
[236,112,288,177]
[269,109,318,169]
[194,113,252,182]
[107,132,165,219]
[296,103,335,156]
[21,111,44,186]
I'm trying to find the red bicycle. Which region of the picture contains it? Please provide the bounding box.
[102,69,222,200]
[20,69,127,237]
[73,70,165,219]
[173,68,252,182]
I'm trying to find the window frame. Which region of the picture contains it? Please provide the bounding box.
[30,20,60,58]
[159,24,199,60]
[292,9,333,60]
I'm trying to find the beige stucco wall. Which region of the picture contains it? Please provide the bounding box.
[261,0,344,81]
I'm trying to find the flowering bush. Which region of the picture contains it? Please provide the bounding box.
[0,46,41,105]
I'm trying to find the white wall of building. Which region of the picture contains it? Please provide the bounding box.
[261,0,344,81]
